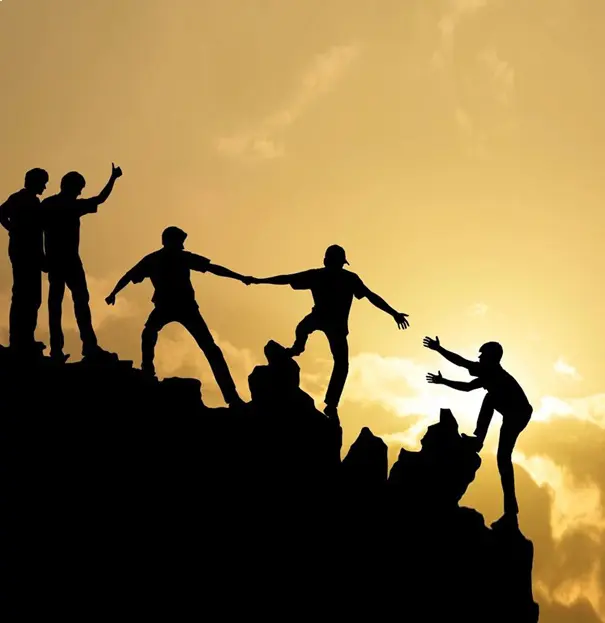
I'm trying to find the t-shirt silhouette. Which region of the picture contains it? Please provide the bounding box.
[467,362,532,417]
[41,194,100,263]
[1,189,43,255]
[129,249,211,310]
[288,267,370,332]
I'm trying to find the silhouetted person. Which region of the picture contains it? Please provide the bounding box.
[41,164,122,363]
[105,226,249,407]
[251,245,409,418]
[0,169,49,355]
[423,336,533,529]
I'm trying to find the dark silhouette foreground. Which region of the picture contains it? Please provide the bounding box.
[0,168,48,354]
[251,244,409,418]
[106,226,250,406]
[424,336,533,530]
[0,347,539,622]
[41,164,122,363]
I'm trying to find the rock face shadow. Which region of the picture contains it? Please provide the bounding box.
[0,344,538,622]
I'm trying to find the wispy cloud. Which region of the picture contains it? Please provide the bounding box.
[468,302,489,317]
[554,357,582,380]
[216,43,361,161]
[431,0,516,157]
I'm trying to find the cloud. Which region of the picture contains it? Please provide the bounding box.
[216,43,360,161]
[479,46,515,107]
[555,357,582,380]
[430,0,517,157]
[468,302,488,317]
[338,348,605,618]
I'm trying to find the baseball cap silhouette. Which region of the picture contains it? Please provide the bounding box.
[325,244,349,265]
[162,226,188,246]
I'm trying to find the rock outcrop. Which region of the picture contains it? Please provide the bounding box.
[0,343,539,621]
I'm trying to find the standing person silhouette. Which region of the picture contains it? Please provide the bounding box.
[250,245,409,418]
[41,164,122,363]
[105,226,250,408]
[0,168,49,355]
[423,336,533,529]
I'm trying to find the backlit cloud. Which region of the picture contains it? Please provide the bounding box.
[555,357,582,380]
[216,43,360,161]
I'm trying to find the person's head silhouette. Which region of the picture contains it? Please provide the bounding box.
[323,244,349,269]
[478,341,503,366]
[24,168,49,196]
[60,171,86,199]
[162,226,187,250]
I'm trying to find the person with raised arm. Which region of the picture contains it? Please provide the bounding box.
[250,245,409,419]
[106,226,250,408]
[423,335,533,529]
[41,163,123,363]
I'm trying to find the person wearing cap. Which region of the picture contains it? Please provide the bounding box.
[105,226,250,408]
[0,168,49,355]
[423,335,533,530]
[250,244,409,418]
[41,163,123,363]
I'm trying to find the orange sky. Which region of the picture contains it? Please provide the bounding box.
[3,1,605,620]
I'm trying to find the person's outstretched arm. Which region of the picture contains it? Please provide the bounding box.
[253,273,299,285]
[206,263,253,284]
[187,253,252,284]
[106,258,146,305]
[426,371,483,391]
[423,336,475,369]
[86,163,123,206]
[364,287,409,329]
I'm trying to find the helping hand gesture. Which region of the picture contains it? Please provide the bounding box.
[426,371,443,384]
[241,276,262,285]
[394,312,410,330]
[111,163,123,179]
[105,293,116,306]
[423,335,440,351]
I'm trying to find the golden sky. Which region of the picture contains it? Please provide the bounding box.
[3,1,605,619]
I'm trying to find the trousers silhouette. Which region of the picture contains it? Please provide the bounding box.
[474,395,532,515]
[141,306,240,404]
[8,246,42,349]
[48,260,98,356]
[290,313,349,408]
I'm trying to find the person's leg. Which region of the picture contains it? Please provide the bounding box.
[324,331,349,416]
[141,308,170,376]
[48,268,67,359]
[181,308,241,405]
[288,313,319,356]
[65,260,99,356]
[493,407,532,526]
[471,394,496,447]
[8,254,28,348]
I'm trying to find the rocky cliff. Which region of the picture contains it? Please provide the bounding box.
[0,342,539,621]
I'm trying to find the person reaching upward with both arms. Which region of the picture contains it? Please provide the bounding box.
[423,335,533,530]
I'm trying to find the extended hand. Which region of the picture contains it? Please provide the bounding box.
[394,312,409,329]
[111,163,123,179]
[241,275,254,285]
[426,371,443,384]
[105,293,116,306]
[423,335,440,350]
